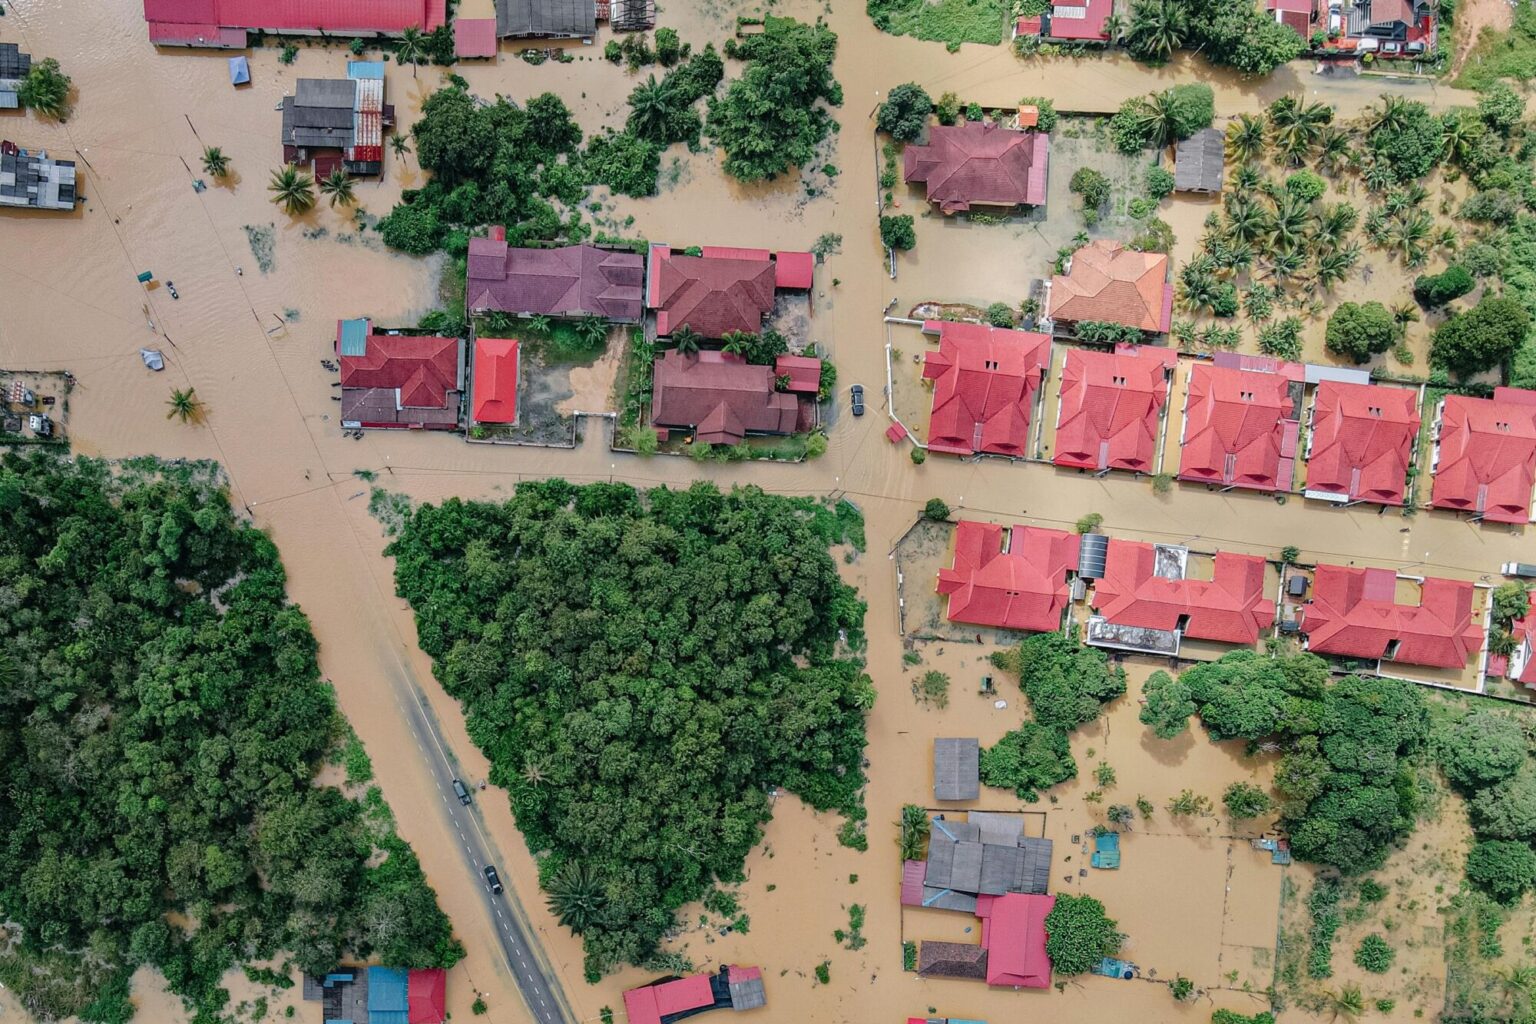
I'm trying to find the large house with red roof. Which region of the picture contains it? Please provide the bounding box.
[143,0,444,47]
[1052,345,1175,474]
[1015,0,1112,42]
[1300,564,1483,668]
[922,321,1051,458]
[977,893,1055,988]
[1047,241,1173,336]
[467,230,645,322]
[1429,387,1536,525]
[902,122,1050,214]
[335,318,462,430]
[1178,362,1300,492]
[622,966,766,1024]
[1090,542,1275,648]
[937,522,1080,633]
[1303,381,1420,506]
[646,244,813,339]
[470,338,519,426]
[650,349,807,446]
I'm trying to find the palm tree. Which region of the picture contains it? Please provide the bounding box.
[1102,11,1126,43]
[1314,202,1359,249]
[898,803,929,860]
[1226,114,1266,164]
[1133,89,1189,149]
[1125,0,1187,62]
[166,387,203,423]
[319,168,356,208]
[1313,249,1355,290]
[1316,126,1353,176]
[521,758,549,786]
[721,331,751,356]
[267,164,316,216]
[1363,207,1391,246]
[1265,249,1307,287]
[201,146,231,178]
[1440,110,1479,164]
[1362,158,1396,194]
[1326,985,1366,1023]
[526,314,552,337]
[1367,94,1410,135]
[390,135,412,158]
[1229,163,1264,194]
[1271,195,1312,252]
[397,26,427,77]
[671,324,701,356]
[16,58,69,119]
[1226,197,1272,245]
[575,315,609,348]
[545,862,607,934]
[626,75,674,143]
[1391,301,1420,337]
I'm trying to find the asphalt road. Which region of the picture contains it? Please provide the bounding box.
[381,661,574,1024]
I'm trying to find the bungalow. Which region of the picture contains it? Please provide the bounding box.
[1089,542,1274,648]
[1300,564,1482,668]
[623,966,765,1024]
[1348,0,1433,41]
[494,0,596,39]
[143,0,446,48]
[1178,362,1299,493]
[902,122,1050,214]
[1015,0,1112,42]
[1052,346,1175,474]
[936,521,1080,633]
[916,812,1054,912]
[470,338,519,426]
[1047,240,1173,336]
[281,63,390,177]
[934,738,980,802]
[922,321,1051,458]
[1429,387,1536,524]
[467,230,645,322]
[0,43,30,109]
[650,349,807,445]
[336,318,463,430]
[0,141,77,212]
[302,966,447,1024]
[978,893,1055,989]
[1303,381,1420,506]
[454,17,500,58]
[646,244,812,339]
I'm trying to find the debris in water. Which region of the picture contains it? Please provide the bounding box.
[140,348,165,371]
[242,223,276,274]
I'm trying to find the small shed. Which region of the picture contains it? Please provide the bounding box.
[227,55,250,86]
[1174,128,1225,194]
[934,737,980,801]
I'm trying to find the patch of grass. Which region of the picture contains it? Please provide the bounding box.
[866,0,1010,48]
[1455,1,1536,90]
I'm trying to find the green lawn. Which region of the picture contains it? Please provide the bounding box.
[867,0,1010,48]
[1454,0,1536,90]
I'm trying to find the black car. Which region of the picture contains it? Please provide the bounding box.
[452,778,471,805]
[850,384,865,417]
[484,865,504,894]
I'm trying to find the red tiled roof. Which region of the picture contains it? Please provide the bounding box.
[774,354,822,394]
[623,975,714,1024]
[1429,391,1536,524]
[886,422,909,442]
[700,245,771,262]
[1092,542,1274,645]
[903,122,1050,213]
[1302,564,1482,668]
[937,521,1080,632]
[1049,241,1171,333]
[648,247,778,339]
[472,338,519,424]
[1053,346,1173,473]
[407,969,446,1024]
[1017,0,1112,38]
[454,17,498,57]
[651,349,799,445]
[1305,382,1419,506]
[339,326,458,405]
[143,0,444,38]
[774,251,815,290]
[466,240,644,321]
[147,20,248,44]
[1178,364,1295,491]
[922,320,1050,457]
[977,893,1054,988]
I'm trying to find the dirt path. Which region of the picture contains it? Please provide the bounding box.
[1451,0,1515,79]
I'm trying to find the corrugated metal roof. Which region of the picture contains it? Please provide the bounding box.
[495,0,596,37]
[338,318,370,356]
[348,60,386,80]
[296,78,356,108]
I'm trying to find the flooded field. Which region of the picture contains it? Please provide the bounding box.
[0,0,1525,1023]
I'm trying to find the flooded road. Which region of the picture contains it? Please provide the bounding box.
[0,1,1517,1023]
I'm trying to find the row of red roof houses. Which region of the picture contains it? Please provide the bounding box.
[916,316,1536,524]
[938,519,1490,671]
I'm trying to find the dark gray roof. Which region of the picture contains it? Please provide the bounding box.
[0,148,77,211]
[495,0,596,37]
[295,77,357,108]
[0,43,31,80]
[918,941,989,980]
[1174,128,1224,193]
[727,975,765,1011]
[925,815,1053,897]
[934,737,980,801]
[282,94,354,150]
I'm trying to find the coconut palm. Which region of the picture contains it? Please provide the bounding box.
[545,862,607,934]
[1313,249,1356,290]
[671,323,701,355]
[1271,195,1312,252]
[200,146,231,178]
[1316,126,1353,176]
[1314,202,1359,249]
[1366,94,1410,135]
[1274,117,1322,167]
[396,26,427,77]
[1125,0,1187,62]
[1267,94,1301,130]
[576,314,609,348]
[626,74,674,143]
[1229,163,1264,194]
[1391,301,1420,336]
[267,164,316,216]
[721,331,752,356]
[1225,114,1266,165]
[1217,237,1256,274]
[1390,211,1434,266]
[1362,158,1396,194]
[1225,197,1272,245]
[1102,11,1126,43]
[1439,110,1480,163]
[521,758,549,786]
[1363,207,1391,246]
[898,803,930,860]
[166,387,203,423]
[1134,89,1189,149]
[1265,248,1307,287]
[319,168,356,208]
[390,135,411,158]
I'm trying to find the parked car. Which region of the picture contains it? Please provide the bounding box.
[484,865,504,894]
[1504,562,1536,579]
[452,778,471,805]
[1381,40,1402,56]
[850,384,865,417]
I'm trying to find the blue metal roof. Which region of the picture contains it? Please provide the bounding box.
[338,318,369,356]
[371,1013,409,1024]
[368,967,409,1012]
[228,56,249,85]
[348,60,386,80]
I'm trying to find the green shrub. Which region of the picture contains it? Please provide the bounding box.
[1468,838,1536,904]
[1325,301,1396,364]
[1353,934,1394,974]
[1144,164,1176,200]
[880,214,916,251]
[1285,169,1326,203]
[1018,95,1058,133]
[923,498,951,521]
[985,302,1015,327]
[1043,895,1122,975]
[979,723,1076,799]
[878,83,933,141]
[1413,264,1475,308]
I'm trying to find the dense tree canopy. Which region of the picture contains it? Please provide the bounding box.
[1466,839,1536,905]
[1043,894,1123,975]
[1325,300,1397,364]
[1140,669,1196,739]
[707,18,843,182]
[1125,0,1303,74]
[386,481,871,976]
[1431,295,1532,377]
[878,83,933,142]
[1437,710,1527,792]
[0,454,459,1022]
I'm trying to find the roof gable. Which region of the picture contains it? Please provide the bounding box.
[1179,364,1293,490]
[1429,392,1536,523]
[1053,346,1172,473]
[923,321,1051,457]
[1306,382,1419,505]
[1048,240,1170,332]
[1092,541,1274,644]
[650,251,778,339]
[1303,564,1481,668]
[937,521,1080,632]
[902,122,1050,212]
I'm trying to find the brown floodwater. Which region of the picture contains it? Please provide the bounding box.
[0,1,1515,1022]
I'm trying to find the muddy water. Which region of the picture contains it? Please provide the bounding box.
[0,1,1519,1023]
